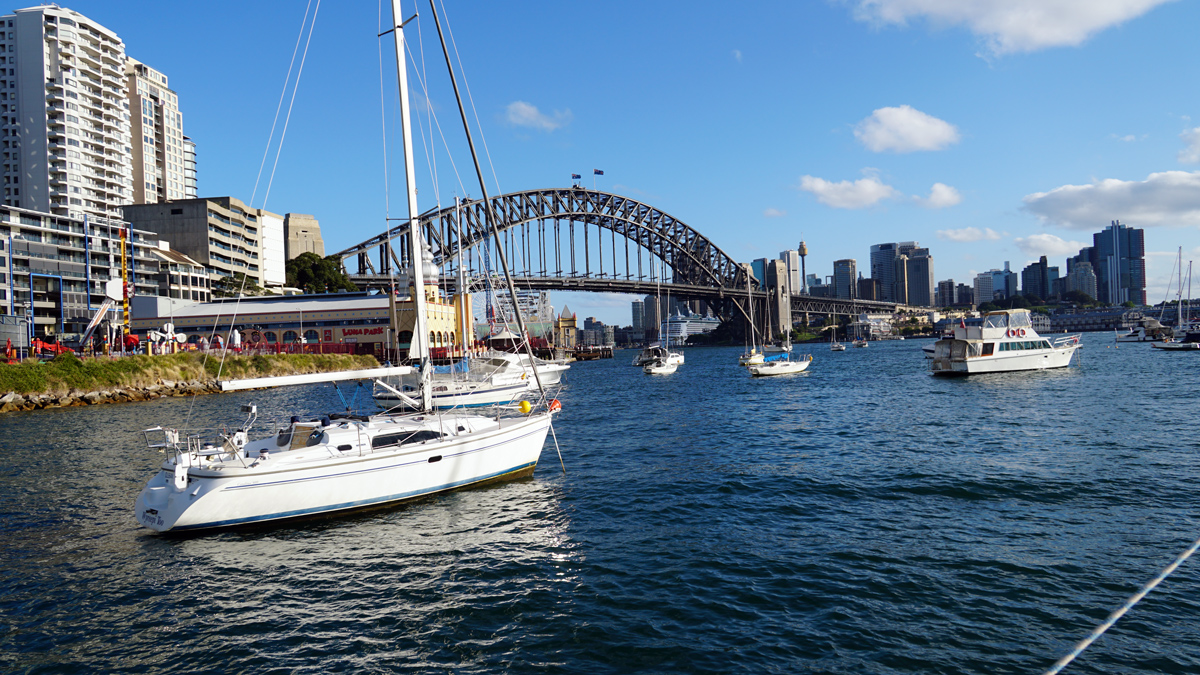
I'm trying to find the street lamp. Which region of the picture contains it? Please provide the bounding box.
[21,300,32,355]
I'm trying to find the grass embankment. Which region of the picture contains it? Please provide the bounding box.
[0,352,379,396]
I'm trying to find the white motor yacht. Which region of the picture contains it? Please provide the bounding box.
[1151,331,1200,351]
[931,309,1081,375]
[1115,318,1170,343]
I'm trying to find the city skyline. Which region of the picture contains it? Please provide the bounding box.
[21,1,1200,326]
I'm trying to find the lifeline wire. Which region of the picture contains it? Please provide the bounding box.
[1043,533,1200,675]
[262,0,322,211]
[251,0,313,208]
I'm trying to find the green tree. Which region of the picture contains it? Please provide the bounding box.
[285,253,359,294]
[1063,290,1095,305]
[212,272,264,298]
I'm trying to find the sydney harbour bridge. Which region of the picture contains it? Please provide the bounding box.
[333,188,921,334]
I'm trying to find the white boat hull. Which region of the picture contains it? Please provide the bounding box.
[1151,341,1200,350]
[135,413,552,533]
[931,344,1079,374]
[748,357,812,376]
[643,362,677,375]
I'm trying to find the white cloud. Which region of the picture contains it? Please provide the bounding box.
[732,49,743,63]
[917,182,962,208]
[1022,171,1200,229]
[1013,233,1089,257]
[798,171,901,209]
[854,105,960,153]
[1179,127,1200,163]
[763,208,787,217]
[505,101,572,131]
[936,226,1000,242]
[849,0,1177,56]
[1112,133,1137,142]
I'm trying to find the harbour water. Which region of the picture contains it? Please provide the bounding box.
[2,334,1198,674]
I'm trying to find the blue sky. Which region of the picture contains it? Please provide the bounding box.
[57,0,1200,325]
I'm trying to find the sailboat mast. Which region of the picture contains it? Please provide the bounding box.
[389,0,431,410]
[427,1,547,396]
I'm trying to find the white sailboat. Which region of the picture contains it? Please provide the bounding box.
[748,353,813,377]
[830,325,845,351]
[134,1,558,533]
[738,270,764,366]
[645,258,679,375]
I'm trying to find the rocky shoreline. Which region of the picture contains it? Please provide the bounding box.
[0,379,222,413]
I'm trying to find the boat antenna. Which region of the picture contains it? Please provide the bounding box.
[427,0,547,402]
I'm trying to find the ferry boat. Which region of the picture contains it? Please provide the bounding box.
[930,309,1081,375]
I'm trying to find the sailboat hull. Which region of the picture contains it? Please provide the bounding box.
[135,413,552,533]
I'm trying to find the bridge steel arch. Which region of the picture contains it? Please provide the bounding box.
[334,188,759,323]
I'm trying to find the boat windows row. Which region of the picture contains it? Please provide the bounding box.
[999,340,1050,351]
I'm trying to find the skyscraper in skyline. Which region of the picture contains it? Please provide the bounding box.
[3,5,134,218]
[127,56,188,203]
[833,259,856,300]
[1092,220,1146,305]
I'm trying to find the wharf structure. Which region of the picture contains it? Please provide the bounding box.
[130,290,470,360]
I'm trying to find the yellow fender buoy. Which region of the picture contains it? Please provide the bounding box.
[518,400,532,414]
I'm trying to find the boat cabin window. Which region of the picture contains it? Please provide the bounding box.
[983,314,1007,330]
[1008,313,1031,329]
[371,430,444,449]
[981,343,994,356]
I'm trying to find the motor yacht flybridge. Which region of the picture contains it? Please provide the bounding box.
[930,309,1081,375]
[134,0,560,533]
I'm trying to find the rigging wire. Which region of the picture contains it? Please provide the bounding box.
[1044,534,1200,675]
[261,0,323,211]
[250,0,313,208]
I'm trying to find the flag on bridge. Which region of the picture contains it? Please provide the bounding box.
[593,169,604,175]
[571,173,581,180]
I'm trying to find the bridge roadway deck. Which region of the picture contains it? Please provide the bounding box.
[348,274,917,317]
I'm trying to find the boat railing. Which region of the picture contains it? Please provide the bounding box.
[1051,334,1082,349]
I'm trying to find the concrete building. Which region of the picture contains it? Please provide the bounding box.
[833,259,856,300]
[956,283,973,306]
[131,290,466,356]
[181,136,196,198]
[260,211,285,287]
[974,271,995,306]
[936,279,956,307]
[1065,261,1098,300]
[147,243,209,303]
[904,248,934,307]
[284,213,324,259]
[1,204,157,337]
[126,57,187,203]
[779,248,801,297]
[3,5,135,219]
[631,299,644,331]
[122,196,284,288]
[857,276,880,301]
[765,258,790,335]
